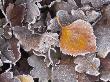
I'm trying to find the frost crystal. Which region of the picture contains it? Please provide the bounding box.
[74,53,100,76]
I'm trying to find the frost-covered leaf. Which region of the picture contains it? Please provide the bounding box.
[47,10,74,32]
[33,32,59,66]
[6,3,25,26]
[60,19,96,56]
[56,10,73,26]
[13,25,59,66]
[94,27,110,58]
[52,65,78,82]
[0,36,21,63]
[48,9,100,32]
[14,27,58,53]
[74,53,100,76]
[28,55,51,82]
[51,55,78,82]
[0,37,12,63]
[94,5,110,58]
[25,1,40,24]
[13,26,41,51]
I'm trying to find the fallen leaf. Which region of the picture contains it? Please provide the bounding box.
[6,3,25,26]
[0,36,21,63]
[28,55,51,82]
[74,53,100,76]
[25,1,40,24]
[60,19,96,56]
[51,55,78,82]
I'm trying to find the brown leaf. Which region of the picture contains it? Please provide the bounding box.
[6,3,25,26]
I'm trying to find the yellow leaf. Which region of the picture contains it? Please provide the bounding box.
[17,75,34,82]
[59,19,96,56]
